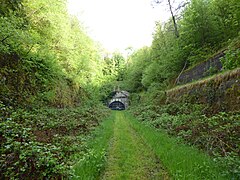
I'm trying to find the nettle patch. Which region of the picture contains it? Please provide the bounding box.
[0,101,110,179]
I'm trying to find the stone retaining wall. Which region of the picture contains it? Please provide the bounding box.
[177,51,225,85]
[167,69,240,114]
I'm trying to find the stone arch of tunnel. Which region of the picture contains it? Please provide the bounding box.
[109,101,125,110]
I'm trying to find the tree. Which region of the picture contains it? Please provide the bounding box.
[211,0,240,41]
[102,52,126,81]
[152,0,188,38]
[0,0,108,106]
[123,47,151,92]
[166,0,179,37]
[0,0,24,16]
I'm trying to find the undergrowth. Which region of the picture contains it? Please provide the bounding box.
[129,102,240,179]
[72,112,115,179]
[127,112,229,179]
[0,101,110,179]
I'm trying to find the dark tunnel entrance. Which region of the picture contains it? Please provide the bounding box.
[109,101,125,110]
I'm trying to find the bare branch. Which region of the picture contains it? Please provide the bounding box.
[175,2,190,11]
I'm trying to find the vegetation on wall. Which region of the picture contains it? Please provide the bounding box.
[1,0,240,178]
[0,0,109,108]
[0,101,110,178]
[0,0,115,178]
[129,102,239,178]
[121,0,240,178]
[123,0,240,92]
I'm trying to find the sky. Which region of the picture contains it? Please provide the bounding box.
[67,0,172,53]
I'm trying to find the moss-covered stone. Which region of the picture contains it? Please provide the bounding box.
[167,69,240,114]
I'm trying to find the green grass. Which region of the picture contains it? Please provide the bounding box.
[127,112,229,180]
[103,111,168,179]
[72,111,229,179]
[72,113,115,179]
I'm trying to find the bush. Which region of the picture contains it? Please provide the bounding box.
[0,102,110,179]
[130,101,240,178]
[221,49,240,70]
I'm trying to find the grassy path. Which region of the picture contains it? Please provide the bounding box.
[102,112,168,179]
[73,111,227,179]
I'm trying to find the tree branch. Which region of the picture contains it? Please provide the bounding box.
[1,35,10,43]
[174,60,187,85]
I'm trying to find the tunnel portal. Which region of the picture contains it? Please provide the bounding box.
[108,91,129,110]
[109,100,125,110]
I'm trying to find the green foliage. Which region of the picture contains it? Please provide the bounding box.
[221,49,240,70]
[0,120,66,178]
[180,0,217,48]
[129,101,240,179]
[0,0,108,107]
[127,112,228,179]
[73,113,114,179]
[0,2,116,177]
[0,0,24,16]
[122,1,240,178]
[0,101,110,178]
[101,112,167,179]
[122,0,240,93]
[123,47,151,92]
[102,52,126,82]
[211,0,240,41]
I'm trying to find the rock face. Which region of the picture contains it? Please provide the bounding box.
[177,51,224,85]
[167,69,240,114]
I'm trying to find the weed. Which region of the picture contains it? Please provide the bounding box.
[0,101,110,179]
[72,113,114,179]
[127,112,228,179]
[129,102,240,178]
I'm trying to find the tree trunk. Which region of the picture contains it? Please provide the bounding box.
[167,0,179,38]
